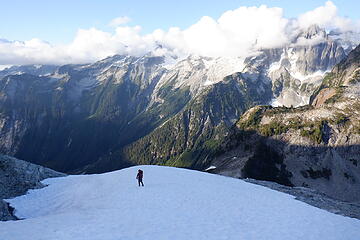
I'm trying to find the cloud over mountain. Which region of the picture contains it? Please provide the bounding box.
[0,1,358,66]
[297,1,355,31]
[109,16,131,27]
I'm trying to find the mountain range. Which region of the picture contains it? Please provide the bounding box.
[0,25,359,202]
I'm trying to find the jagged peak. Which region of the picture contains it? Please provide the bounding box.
[347,43,360,58]
[290,24,328,46]
[301,24,327,40]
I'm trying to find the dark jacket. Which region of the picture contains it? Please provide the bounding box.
[137,170,143,180]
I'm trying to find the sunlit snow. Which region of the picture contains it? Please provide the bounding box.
[1,166,359,240]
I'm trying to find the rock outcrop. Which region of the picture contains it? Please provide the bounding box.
[0,155,64,221]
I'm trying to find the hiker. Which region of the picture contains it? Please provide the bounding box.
[136,169,144,187]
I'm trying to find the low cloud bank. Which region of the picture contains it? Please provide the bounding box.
[0,1,359,66]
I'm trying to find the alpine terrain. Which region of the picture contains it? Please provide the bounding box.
[208,44,360,202]
[0,25,358,176]
[1,1,360,240]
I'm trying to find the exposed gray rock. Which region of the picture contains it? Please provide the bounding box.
[0,154,65,221]
[0,200,17,221]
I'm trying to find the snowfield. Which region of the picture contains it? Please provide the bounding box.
[1,165,360,240]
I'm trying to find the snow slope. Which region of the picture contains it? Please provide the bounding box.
[1,165,360,240]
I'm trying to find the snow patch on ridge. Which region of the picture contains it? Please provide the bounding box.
[205,166,217,171]
[268,49,286,73]
[203,57,245,86]
[203,80,215,86]
[290,70,327,82]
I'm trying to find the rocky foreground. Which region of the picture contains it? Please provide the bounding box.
[0,155,64,221]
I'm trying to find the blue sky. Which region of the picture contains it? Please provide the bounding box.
[1,0,359,43]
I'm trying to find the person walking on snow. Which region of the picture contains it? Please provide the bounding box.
[136,169,144,187]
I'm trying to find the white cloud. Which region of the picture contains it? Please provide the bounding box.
[109,16,131,27]
[298,1,355,31]
[0,1,359,66]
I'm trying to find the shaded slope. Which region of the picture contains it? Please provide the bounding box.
[121,72,272,169]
